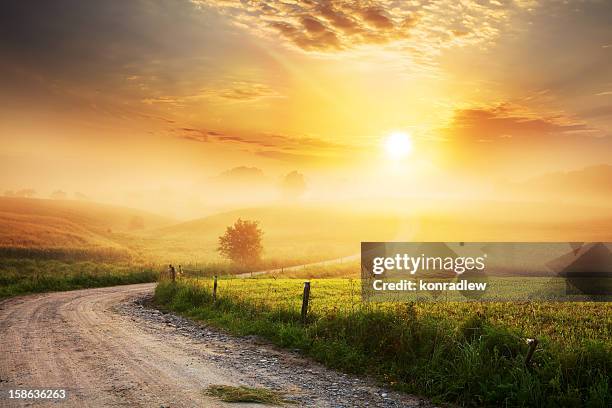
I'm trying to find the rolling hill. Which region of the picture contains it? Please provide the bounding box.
[517,164,612,201]
[144,205,403,263]
[0,199,403,264]
[2,196,611,265]
[0,197,174,260]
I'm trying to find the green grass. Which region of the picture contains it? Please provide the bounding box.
[0,258,158,298]
[155,278,611,408]
[205,385,293,405]
[261,261,360,279]
[0,246,133,262]
[177,258,336,278]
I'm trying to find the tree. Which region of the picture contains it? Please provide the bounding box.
[50,190,67,200]
[280,170,306,200]
[15,188,36,198]
[217,218,263,267]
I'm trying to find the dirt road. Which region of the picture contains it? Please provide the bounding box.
[0,284,428,408]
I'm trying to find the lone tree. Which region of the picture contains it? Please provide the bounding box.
[217,218,263,267]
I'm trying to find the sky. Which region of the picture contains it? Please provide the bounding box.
[0,0,611,217]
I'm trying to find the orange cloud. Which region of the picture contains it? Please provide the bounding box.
[358,7,394,30]
[176,126,362,165]
[443,104,597,143]
[142,81,281,107]
[434,103,610,173]
[212,82,280,101]
[193,0,536,63]
[269,20,342,51]
[178,128,346,151]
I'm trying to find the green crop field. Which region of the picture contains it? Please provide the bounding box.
[155,277,611,407]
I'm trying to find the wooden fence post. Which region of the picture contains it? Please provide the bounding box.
[213,275,218,302]
[301,281,311,324]
[525,338,538,366]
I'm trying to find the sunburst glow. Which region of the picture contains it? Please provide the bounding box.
[384,132,413,160]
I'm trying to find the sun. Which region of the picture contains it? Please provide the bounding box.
[384,132,413,160]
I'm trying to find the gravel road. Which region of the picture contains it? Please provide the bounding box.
[0,283,431,407]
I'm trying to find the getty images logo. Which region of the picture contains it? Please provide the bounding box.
[371,253,487,275]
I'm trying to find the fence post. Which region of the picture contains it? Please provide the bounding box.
[301,281,311,324]
[213,275,218,302]
[525,338,538,366]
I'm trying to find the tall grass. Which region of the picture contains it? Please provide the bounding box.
[155,279,611,408]
[0,246,132,262]
[0,258,158,298]
[261,261,360,279]
[176,258,338,278]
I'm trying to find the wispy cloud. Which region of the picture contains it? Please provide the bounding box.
[141,96,185,107]
[176,126,356,163]
[441,103,601,143]
[141,81,281,107]
[198,81,282,101]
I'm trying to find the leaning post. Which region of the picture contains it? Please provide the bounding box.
[301,281,311,324]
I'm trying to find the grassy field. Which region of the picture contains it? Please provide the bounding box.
[3,197,612,266]
[0,258,158,299]
[155,277,611,407]
[261,261,360,279]
[1,197,610,405]
[0,198,401,264]
[141,205,402,263]
[0,196,175,262]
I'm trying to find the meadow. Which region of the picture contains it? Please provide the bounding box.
[0,258,158,298]
[2,196,610,406]
[0,197,404,266]
[155,277,611,408]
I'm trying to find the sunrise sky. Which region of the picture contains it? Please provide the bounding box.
[1,0,611,217]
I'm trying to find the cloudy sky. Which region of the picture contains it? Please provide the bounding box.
[0,0,611,213]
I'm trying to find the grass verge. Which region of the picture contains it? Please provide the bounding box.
[155,279,611,408]
[0,258,158,298]
[205,385,293,405]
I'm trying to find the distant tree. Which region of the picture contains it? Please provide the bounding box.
[3,190,15,197]
[216,166,267,185]
[280,171,306,200]
[217,218,263,267]
[74,192,88,200]
[15,188,36,198]
[50,190,67,200]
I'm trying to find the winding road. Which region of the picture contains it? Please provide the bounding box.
[0,283,427,408]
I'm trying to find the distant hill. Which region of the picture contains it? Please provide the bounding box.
[145,200,612,263]
[519,165,612,200]
[146,205,402,263]
[2,195,610,264]
[0,198,402,263]
[0,197,174,260]
[0,197,174,233]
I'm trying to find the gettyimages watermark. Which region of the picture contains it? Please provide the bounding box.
[361,242,612,302]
